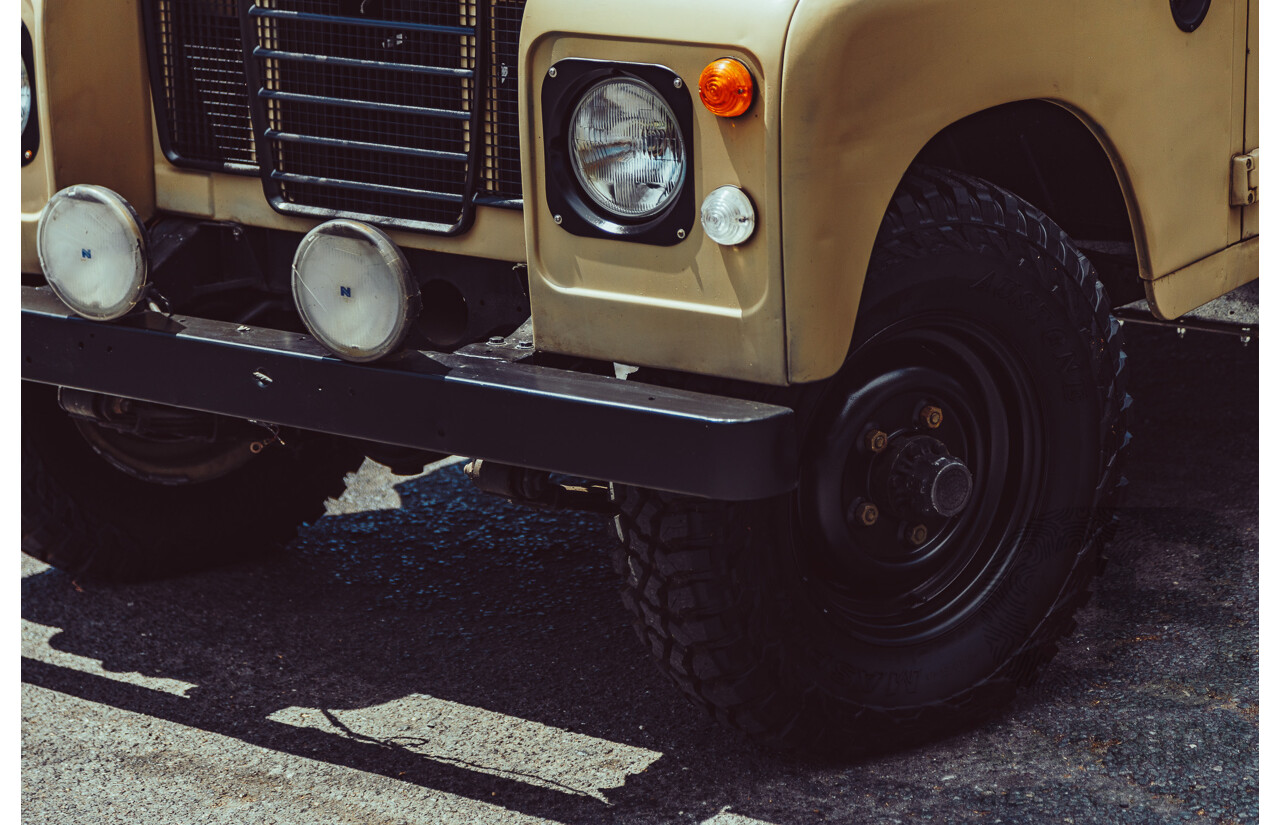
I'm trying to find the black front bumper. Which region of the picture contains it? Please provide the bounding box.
[21,286,797,500]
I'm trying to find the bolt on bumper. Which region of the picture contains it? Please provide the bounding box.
[21,286,798,500]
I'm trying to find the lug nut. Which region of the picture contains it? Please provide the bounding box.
[849,501,879,527]
[865,429,889,453]
[907,524,929,546]
[919,405,943,429]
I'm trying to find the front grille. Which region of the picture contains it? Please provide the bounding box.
[145,0,258,172]
[481,0,525,204]
[247,1,482,232]
[144,0,526,232]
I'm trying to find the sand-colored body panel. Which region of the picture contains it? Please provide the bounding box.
[21,0,1258,385]
[21,0,155,274]
[151,161,528,263]
[1145,237,1258,322]
[20,1,50,274]
[1241,0,1258,239]
[520,1,799,384]
[780,0,1254,381]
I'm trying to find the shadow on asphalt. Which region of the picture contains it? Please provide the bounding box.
[22,325,1258,824]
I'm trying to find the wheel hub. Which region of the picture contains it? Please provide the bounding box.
[874,434,974,521]
[795,322,1044,645]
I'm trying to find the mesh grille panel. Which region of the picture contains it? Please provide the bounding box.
[251,0,479,230]
[146,0,525,229]
[149,0,257,169]
[482,0,525,201]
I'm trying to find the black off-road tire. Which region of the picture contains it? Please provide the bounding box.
[21,383,365,582]
[612,166,1130,756]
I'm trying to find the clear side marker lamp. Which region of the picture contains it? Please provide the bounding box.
[700,186,756,246]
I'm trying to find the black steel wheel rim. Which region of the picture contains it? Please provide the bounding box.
[796,312,1046,645]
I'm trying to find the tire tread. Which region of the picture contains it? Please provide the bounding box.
[613,165,1131,756]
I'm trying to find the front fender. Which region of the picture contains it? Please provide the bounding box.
[781,0,1241,382]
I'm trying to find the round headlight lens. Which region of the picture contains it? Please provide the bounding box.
[21,57,30,134]
[569,78,686,219]
[37,185,148,321]
[292,220,418,363]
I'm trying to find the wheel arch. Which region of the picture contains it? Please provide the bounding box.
[782,97,1152,384]
[912,100,1149,308]
[778,0,1236,385]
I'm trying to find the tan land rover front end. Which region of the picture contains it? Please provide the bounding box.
[21,0,1257,755]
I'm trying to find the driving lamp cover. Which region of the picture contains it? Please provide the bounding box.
[569,78,687,219]
[37,185,149,321]
[291,220,419,363]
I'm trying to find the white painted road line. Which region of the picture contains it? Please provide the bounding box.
[22,684,569,825]
[699,810,780,825]
[268,694,663,803]
[325,455,468,515]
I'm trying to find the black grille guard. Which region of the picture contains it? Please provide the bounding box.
[21,286,798,501]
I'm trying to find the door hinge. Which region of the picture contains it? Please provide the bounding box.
[1230,149,1259,206]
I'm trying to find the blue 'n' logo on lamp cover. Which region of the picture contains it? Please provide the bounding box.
[340,286,352,298]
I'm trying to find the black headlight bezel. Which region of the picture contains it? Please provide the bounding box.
[21,23,39,165]
[541,59,694,246]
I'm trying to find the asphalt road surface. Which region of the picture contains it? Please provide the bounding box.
[21,324,1258,824]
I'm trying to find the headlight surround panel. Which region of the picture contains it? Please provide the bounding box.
[542,59,695,246]
[21,23,38,165]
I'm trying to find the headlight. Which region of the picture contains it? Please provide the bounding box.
[21,57,30,134]
[21,23,37,164]
[568,78,687,219]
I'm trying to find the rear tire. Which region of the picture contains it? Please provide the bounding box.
[21,383,364,582]
[612,166,1130,756]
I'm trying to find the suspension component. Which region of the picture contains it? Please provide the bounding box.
[463,459,614,514]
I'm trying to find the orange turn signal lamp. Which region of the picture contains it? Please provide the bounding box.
[698,58,753,118]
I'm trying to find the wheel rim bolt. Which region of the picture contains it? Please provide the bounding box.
[865,429,889,453]
[907,523,929,546]
[919,405,943,429]
[850,501,879,527]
